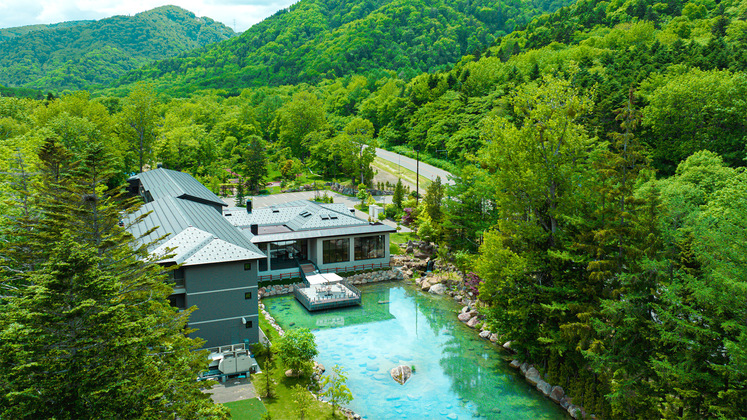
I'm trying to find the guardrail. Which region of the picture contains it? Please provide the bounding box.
[259,261,392,282]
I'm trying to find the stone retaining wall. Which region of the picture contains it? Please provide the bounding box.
[258,268,404,298]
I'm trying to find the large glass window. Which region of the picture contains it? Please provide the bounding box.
[269,240,308,270]
[355,235,385,261]
[323,238,350,264]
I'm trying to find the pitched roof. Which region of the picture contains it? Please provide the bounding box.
[225,200,365,230]
[126,196,264,262]
[152,227,261,266]
[128,168,226,207]
[224,199,396,243]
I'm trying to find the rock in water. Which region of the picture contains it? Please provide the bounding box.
[390,365,412,385]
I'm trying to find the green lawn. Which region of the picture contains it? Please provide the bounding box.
[390,232,418,244]
[390,232,417,255]
[253,311,349,420]
[224,398,267,419]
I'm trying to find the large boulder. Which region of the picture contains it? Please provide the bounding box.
[479,330,491,339]
[457,312,472,322]
[549,386,565,404]
[509,360,521,369]
[466,316,480,329]
[420,279,431,291]
[525,367,541,386]
[390,365,412,385]
[428,283,447,295]
[536,380,552,397]
[520,362,530,375]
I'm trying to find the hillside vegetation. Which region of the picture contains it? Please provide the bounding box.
[116,0,574,94]
[1,0,747,418]
[0,5,236,92]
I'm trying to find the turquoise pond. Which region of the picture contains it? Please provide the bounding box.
[264,282,567,419]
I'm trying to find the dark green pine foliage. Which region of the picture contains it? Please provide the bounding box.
[392,178,405,210]
[243,135,268,193]
[578,90,662,418]
[0,139,227,419]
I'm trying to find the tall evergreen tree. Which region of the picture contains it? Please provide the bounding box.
[0,139,227,419]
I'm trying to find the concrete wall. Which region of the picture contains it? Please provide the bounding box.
[184,260,259,348]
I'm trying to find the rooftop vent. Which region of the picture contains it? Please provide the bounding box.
[300,211,311,218]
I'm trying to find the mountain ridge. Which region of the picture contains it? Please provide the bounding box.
[0,5,237,92]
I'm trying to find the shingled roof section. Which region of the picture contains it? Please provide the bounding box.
[125,196,264,260]
[128,168,226,208]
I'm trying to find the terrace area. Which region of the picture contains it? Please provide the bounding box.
[293,264,362,311]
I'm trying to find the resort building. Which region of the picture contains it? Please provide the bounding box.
[125,168,395,347]
[125,168,265,348]
[223,199,395,282]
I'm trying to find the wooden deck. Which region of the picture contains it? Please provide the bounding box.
[293,280,362,311]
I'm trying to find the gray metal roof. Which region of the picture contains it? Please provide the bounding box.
[126,196,264,261]
[129,168,226,207]
[225,200,366,231]
[151,227,260,266]
[243,223,396,244]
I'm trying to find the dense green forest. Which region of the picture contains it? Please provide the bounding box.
[114,0,574,94]
[2,0,747,418]
[0,6,236,92]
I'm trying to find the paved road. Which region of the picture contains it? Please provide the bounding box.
[375,148,455,186]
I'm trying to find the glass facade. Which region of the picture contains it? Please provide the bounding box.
[354,235,385,261]
[323,238,350,264]
[269,240,308,270]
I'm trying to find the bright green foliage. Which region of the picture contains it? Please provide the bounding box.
[423,175,444,226]
[393,178,405,209]
[320,365,353,414]
[278,328,318,377]
[642,69,747,172]
[276,91,327,159]
[292,384,315,420]
[647,153,747,419]
[0,139,226,419]
[357,183,369,206]
[253,341,277,399]
[476,73,597,361]
[243,135,268,192]
[118,0,574,93]
[341,118,377,185]
[120,82,160,173]
[0,5,236,91]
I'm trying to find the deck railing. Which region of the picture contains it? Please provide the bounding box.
[259,261,392,283]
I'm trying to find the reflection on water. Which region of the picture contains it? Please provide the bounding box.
[265,282,566,419]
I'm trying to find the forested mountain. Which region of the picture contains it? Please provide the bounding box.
[0,20,93,41]
[2,0,747,418]
[116,0,573,94]
[0,6,236,92]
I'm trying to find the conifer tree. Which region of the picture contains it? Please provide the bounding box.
[0,139,227,419]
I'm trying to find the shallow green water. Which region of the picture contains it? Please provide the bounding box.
[265,282,567,419]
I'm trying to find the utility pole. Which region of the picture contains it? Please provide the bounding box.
[415,149,420,206]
